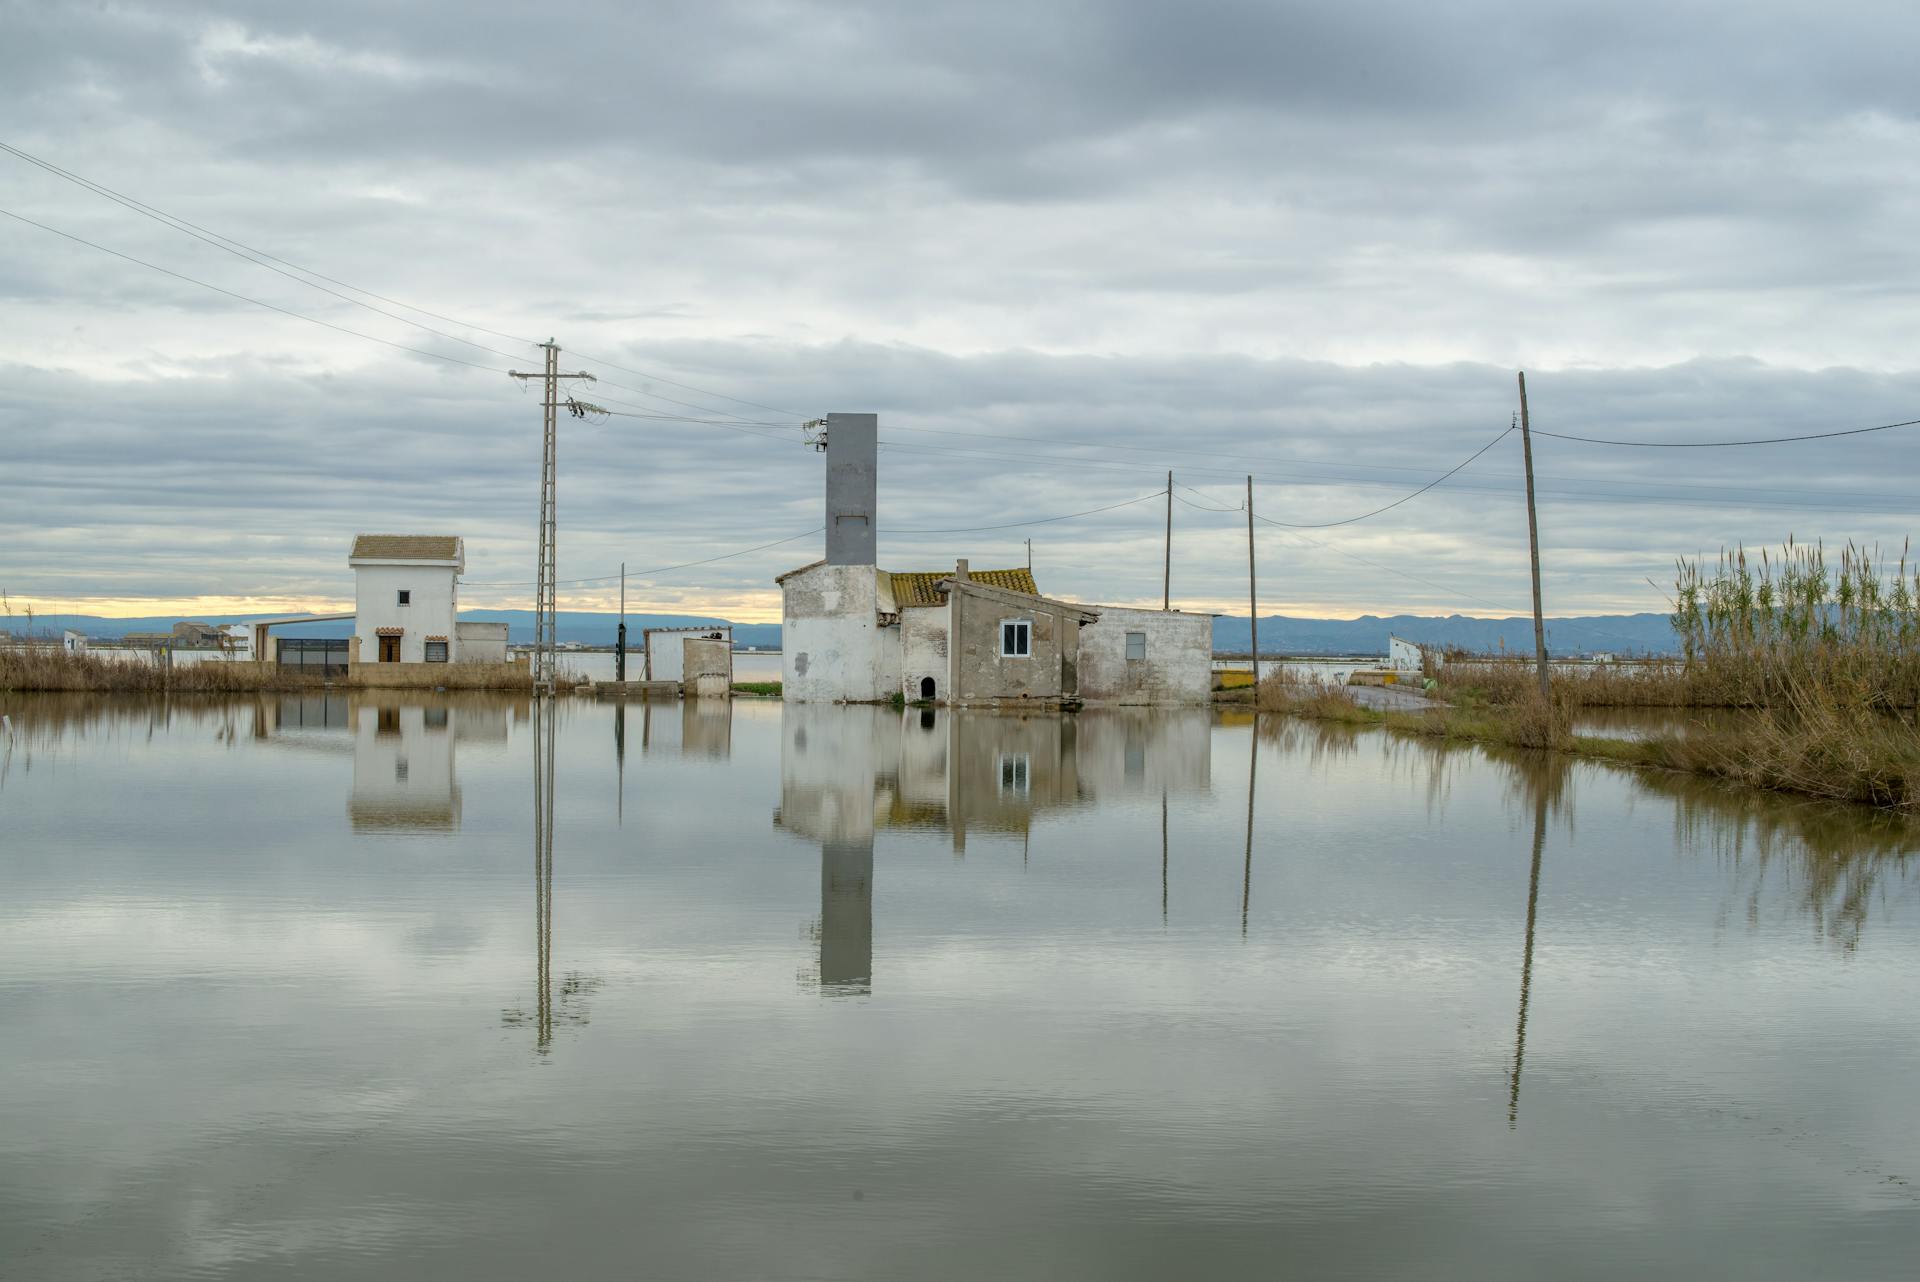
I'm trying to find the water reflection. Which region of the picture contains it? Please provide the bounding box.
[776,706,1213,992]
[640,697,732,759]
[8,694,1920,1277]
[248,694,511,832]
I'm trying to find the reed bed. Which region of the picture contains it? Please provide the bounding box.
[1254,540,1920,811]
[0,649,313,693]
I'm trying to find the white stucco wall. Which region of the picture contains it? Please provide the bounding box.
[645,626,732,682]
[454,621,509,663]
[354,562,459,664]
[1388,635,1425,671]
[781,563,900,702]
[1077,607,1213,705]
[899,605,950,701]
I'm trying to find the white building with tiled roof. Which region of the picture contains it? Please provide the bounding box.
[350,534,464,665]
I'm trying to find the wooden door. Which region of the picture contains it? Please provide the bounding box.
[379,634,400,663]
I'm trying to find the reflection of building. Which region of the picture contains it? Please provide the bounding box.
[350,702,462,830]
[251,694,508,832]
[775,706,1212,991]
[638,698,733,759]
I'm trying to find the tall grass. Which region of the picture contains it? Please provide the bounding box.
[0,649,312,693]
[1255,540,1920,811]
[1673,538,1920,710]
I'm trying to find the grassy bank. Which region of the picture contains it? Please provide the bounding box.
[1257,671,1920,812]
[731,681,782,697]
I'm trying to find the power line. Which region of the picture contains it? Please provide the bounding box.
[1172,488,1243,513]
[0,204,514,374]
[1267,526,1528,617]
[460,527,826,588]
[0,140,532,365]
[1245,426,1512,530]
[0,138,806,418]
[0,139,542,350]
[889,490,1167,534]
[1531,416,1920,448]
[562,348,805,418]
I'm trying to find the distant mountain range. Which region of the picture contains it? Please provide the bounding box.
[27,608,1680,656]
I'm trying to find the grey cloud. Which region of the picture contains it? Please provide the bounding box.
[2,1,1916,619]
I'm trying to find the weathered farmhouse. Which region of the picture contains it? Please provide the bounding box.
[349,535,510,666]
[776,414,1212,705]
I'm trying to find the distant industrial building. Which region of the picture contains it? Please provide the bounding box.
[776,414,1211,705]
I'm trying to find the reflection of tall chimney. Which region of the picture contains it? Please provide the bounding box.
[819,838,873,992]
[825,412,878,566]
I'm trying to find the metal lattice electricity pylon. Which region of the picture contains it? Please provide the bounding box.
[509,340,594,692]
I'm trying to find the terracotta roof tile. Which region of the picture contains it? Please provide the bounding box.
[888,567,1037,607]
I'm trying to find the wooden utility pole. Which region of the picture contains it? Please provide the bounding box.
[508,340,595,694]
[1245,475,1259,679]
[1517,372,1550,700]
[616,561,627,683]
[1163,470,1173,611]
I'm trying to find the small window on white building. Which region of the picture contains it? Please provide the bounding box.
[998,752,1030,797]
[1125,631,1147,661]
[424,640,449,663]
[1000,620,1031,657]
[397,589,411,606]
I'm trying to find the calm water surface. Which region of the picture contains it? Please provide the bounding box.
[3,694,1917,1280]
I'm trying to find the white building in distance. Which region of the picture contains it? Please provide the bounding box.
[350,535,464,665]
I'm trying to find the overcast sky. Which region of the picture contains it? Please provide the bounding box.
[4,0,1918,624]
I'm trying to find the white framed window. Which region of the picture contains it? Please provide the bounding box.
[1000,619,1031,657]
[397,589,411,606]
[1125,631,1147,660]
[424,640,449,663]
[997,752,1030,797]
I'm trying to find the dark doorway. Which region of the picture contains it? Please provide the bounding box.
[919,676,936,700]
[379,634,401,663]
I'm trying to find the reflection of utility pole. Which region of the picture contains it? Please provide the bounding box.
[1509,788,1547,1127]
[508,341,596,693]
[1241,728,1257,937]
[1161,790,1169,925]
[615,701,626,827]
[533,697,556,1052]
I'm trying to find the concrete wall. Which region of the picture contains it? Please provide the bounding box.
[900,605,950,701]
[645,626,731,682]
[948,588,1081,705]
[355,563,458,664]
[684,635,733,699]
[455,621,510,663]
[1077,607,1213,705]
[825,412,878,566]
[345,657,531,689]
[781,563,898,702]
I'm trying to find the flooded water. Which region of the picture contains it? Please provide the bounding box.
[3,694,1918,1280]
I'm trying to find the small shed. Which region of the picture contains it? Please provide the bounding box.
[645,625,733,684]
[1388,634,1429,672]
